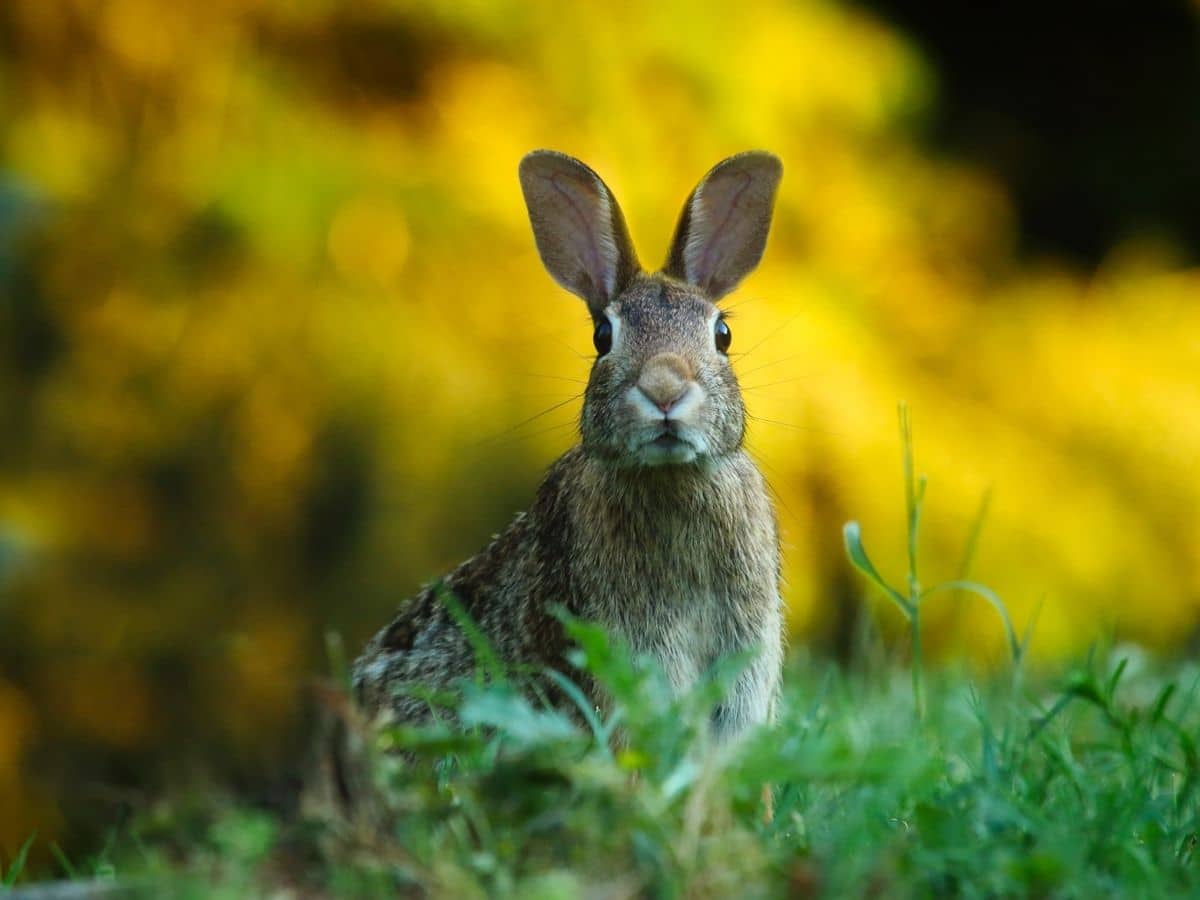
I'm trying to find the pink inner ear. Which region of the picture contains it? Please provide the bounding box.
[545,173,604,294]
[538,171,618,300]
[687,171,754,289]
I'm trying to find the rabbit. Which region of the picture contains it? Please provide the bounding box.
[353,149,785,743]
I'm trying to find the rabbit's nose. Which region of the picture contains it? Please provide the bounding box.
[637,353,692,413]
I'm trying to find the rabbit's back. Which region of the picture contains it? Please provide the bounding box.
[352,454,578,718]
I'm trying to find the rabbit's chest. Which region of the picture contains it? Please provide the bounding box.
[580,505,775,693]
[622,589,731,693]
[563,451,780,696]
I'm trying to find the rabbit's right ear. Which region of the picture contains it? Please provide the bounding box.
[664,152,782,300]
[519,151,640,314]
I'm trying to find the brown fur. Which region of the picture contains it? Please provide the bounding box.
[353,151,785,741]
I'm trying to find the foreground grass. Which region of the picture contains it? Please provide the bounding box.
[29,634,1195,900]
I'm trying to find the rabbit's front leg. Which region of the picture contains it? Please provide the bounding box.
[708,622,783,742]
[709,620,782,824]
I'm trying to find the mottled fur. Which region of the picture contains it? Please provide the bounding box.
[354,151,785,741]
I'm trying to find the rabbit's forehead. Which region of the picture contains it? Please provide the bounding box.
[611,279,714,334]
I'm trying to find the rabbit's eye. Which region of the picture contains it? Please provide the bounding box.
[714,318,732,354]
[593,319,613,356]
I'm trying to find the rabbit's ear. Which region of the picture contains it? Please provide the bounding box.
[664,152,782,300]
[519,150,640,313]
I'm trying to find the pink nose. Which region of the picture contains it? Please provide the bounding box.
[642,386,687,414]
[637,353,691,414]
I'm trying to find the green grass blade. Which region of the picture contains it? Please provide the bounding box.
[956,487,993,582]
[1150,683,1177,725]
[898,402,923,595]
[843,521,912,617]
[1105,657,1129,702]
[49,843,77,881]
[437,583,508,685]
[543,667,611,754]
[2,833,35,887]
[920,579,1022,663]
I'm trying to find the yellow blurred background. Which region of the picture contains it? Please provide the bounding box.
[1,0,1198,862]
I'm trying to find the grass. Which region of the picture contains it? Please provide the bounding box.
[6,410,1200,897]
[1,835,34,888]
[42,646,1195,899]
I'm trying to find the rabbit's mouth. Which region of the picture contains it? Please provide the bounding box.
[633,428,702,466]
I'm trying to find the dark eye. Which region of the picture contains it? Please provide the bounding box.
[714,317,731,354]
[593,318,613,356]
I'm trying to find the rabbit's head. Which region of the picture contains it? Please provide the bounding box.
[519,150,781,468]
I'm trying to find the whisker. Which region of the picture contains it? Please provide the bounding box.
[734,353,809,379]
[720,294,761,313]
[729,312,803,366]
[554,337,594,362]
[746,412,841,437]
[740,376,818,392]
[474,393,584,446]
[485,418,579,450]
[743,441,805,533]
[513,392,589,401]
[517,372,589,386]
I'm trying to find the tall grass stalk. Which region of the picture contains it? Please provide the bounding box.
[843,402,1024,718]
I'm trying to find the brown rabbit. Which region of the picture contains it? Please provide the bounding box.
[353,150,784,741]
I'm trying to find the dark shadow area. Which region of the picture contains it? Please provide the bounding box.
[860,0,1200,264]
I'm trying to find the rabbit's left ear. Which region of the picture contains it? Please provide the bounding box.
[663,152,782,300]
